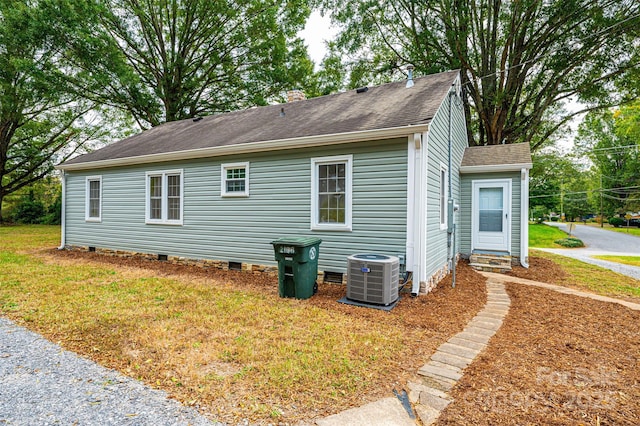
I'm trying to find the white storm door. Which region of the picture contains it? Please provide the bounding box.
[472,180,511,252]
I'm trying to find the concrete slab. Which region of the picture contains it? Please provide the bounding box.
[439,342,480,359]
[315,397,414,426]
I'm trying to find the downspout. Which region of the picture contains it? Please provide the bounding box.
[447,88,456,288]
[57,170,66,250]
[411,133,423,296]
[520,168,530,268]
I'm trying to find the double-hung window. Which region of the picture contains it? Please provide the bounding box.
[311,155,352,231]
[440,163,448,230]
[146,170,183,225]
[85,176,102,222]
[221,162,249,197]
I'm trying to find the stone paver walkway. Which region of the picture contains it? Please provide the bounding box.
[480,271,640,311]
[315,271,640,426]
[406,278,510,425]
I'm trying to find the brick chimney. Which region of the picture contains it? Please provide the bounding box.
[286,89,306,102]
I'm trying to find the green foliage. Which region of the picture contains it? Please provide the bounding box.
[0,0,112,223]
[66,0,314,127]
[3,178,61,225]
[319,0,640,149]
[530,150,595,221]
[575,103,640,215]
[10,191,45,224]
[554,237,585,248]
[608,217,624,228]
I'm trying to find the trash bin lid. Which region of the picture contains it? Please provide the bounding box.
[270,237,322,247]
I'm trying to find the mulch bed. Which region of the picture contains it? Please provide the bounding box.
[437,282,640,426]
[507,255,569,283]
[45,249,487,423]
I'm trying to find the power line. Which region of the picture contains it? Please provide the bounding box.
[530,185,640,199]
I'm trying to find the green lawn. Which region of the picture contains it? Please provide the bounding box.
[528,223,568,248]
[532,250,640,300]
[592,255,640,267]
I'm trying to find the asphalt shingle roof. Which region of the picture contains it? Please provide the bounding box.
[461,143,532,168]
[61,70,460,166]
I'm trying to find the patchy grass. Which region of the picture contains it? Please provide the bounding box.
[528,223,568,248]
[0,224,60,251]
[0,225,486,424]
[521,251,640,300]
[592,255,640,267]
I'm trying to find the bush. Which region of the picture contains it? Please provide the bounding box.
[10,192,45,224]
[550,216,559,222]
[554,237,585,248]
[608,217,624,228]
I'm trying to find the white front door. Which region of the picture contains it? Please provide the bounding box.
[472,180,511,252]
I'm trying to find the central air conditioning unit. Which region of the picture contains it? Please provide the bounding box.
[347,254,399,306]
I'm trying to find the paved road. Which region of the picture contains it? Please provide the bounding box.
[538,223,640,280]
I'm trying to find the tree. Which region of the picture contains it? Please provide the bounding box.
[319,0,640,149]
[68,0,314,128]
[529,151,593,220]
[0,0,109,223]
[575,103,640,215]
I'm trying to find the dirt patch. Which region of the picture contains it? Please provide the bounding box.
[41,249,487,424]
[437,283,640,426]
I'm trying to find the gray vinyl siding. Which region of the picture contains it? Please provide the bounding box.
[64,138,408,274]
[459,171,522,257]
[424,90,468,279]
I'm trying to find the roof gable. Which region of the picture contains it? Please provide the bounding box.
[60,70,460,169]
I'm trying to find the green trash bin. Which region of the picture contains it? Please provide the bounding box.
[271,237,322,299]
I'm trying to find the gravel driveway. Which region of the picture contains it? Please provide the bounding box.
[0,317,218,426]
[538,223,640,280]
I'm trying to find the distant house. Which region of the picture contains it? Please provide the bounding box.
[56,70,532,295]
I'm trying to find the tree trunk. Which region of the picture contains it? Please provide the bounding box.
[0,192,5,224]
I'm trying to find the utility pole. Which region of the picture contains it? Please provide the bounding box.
[600,173,604,228]
[560,178,564,222]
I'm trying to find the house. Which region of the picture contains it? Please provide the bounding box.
[56,70,532,295]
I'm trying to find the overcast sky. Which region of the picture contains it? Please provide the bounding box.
[298,11,338,68]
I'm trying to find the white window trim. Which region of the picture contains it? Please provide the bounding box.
[439,163,448,230]
[310,155,353,232]
[145,169,184,225]
[85,175,102,222]
[221,162,250,197]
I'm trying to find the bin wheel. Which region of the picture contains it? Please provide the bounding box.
[313,282,318,294]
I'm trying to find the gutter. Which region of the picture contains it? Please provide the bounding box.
[460,163,533,174]
[56,124,430,171]
[57,170,66,250]
[520,167,530,268]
